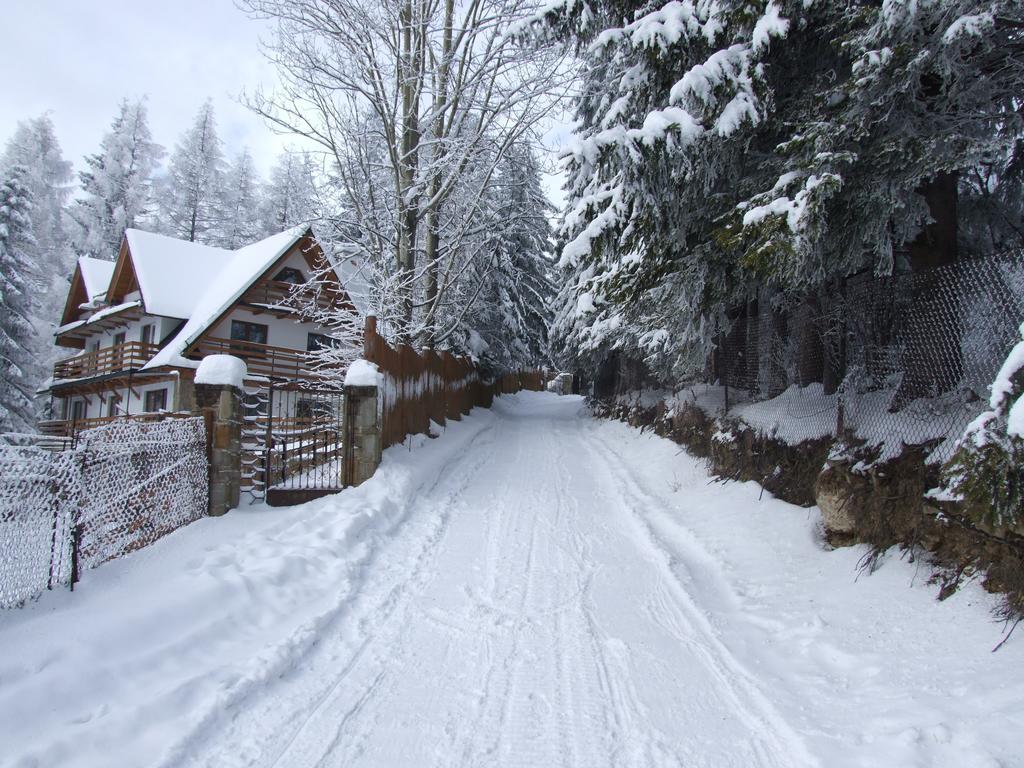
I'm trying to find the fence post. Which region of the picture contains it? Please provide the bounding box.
[194,383,243,516]
[343,384,381,487]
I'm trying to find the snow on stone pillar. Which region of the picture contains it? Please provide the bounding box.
[344,359,383,487]
[193,355,247,516]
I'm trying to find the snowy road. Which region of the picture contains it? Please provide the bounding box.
[194,394,813,768]
[1,393,1021,768]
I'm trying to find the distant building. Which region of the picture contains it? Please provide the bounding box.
[41,226,363,434]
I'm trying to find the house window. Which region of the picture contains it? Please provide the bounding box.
[141,324,155,346]
[231,320,268,345]
[144,389,167,413]
[113,331,126,347]
[306,332,339,352]
[230,320,269,358]
[106,395,119,418]
[273,267,305,284]
[70,400,86,422]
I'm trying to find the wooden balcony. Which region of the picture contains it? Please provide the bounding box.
[192,337,331,380]
[53,342,158,381]
[240,280,347,315]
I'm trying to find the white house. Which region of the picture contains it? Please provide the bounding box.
[42,226,364,435]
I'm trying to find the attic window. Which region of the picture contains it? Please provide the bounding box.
[273,267,305,284]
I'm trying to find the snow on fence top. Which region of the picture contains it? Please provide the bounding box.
[196,355,248,388]
[344,359,382,388]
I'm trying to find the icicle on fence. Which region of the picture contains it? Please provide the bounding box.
[0,417,208,609]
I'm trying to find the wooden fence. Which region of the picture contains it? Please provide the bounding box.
[362,317,544,450]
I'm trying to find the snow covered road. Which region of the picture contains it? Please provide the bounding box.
[1,392,1021,767]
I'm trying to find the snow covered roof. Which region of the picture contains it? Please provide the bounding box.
[56,301,141,336]
[123,230,234,319]
[78,257,115,303]
[143,226,310,370]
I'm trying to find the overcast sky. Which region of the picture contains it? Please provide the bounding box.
[0,1,295,178]
[0,0,569,206]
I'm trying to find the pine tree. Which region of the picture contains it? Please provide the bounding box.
[261,150,316,234]
[539,0,1024,378]
[70,98,163,259]
[0,115,73,274]
[0,167,39,432]
[159,100,226,243]
[1,114,75,402]
[467,145,555,370]
[217,149,263,248]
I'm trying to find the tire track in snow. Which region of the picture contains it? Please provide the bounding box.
[582,425,820,768]
[172,421,503,768]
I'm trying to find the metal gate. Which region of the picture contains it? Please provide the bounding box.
[241,383,347,506]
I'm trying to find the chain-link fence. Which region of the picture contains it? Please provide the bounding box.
[702,250,1024,463]
[0,416,209,608]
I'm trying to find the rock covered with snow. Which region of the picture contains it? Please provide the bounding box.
[344,359,382,388]
[195,355,248,388]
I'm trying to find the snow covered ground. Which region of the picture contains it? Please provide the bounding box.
[1,392,1021,768]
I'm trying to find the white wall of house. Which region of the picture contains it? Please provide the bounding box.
[58,378,179,422]
[207,307,325,352]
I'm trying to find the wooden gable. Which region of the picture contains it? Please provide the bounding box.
[59,262,91,328]
[105,237,142,307]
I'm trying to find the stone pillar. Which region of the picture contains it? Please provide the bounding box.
[195,383,243,516]
[174,375,196,413]
[344,384,381,487]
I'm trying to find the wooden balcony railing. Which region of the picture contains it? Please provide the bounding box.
[53,342,158,381]
[241,280,345,314]
[192,337,329,380]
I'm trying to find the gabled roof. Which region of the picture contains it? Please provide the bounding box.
[79,257,115,303]
[143,225,312,370]
[58,257,117,328]
[120,230,234,319]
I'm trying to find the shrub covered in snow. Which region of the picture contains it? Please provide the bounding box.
[938,325,1024,530]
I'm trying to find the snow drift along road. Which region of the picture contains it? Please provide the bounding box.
[0,392,1021,768]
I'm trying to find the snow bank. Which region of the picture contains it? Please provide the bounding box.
[194,355,247,388]
[0,403,497,768]
[344,358,382,388]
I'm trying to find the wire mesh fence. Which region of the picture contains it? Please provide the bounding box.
[707,250,1024,462]
[0,416,208,608]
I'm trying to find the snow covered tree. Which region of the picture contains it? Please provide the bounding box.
[260,150,316,235]
[1,114,75,400]
[0,115,73,275]
[70,98,164,259]
[540,0,1024,379]
[217,149,264,248]
[241,0,567,346]
[159,100,226,243]
[939,324,1024,531]
[451,144,555,370]
[0,167,39,432]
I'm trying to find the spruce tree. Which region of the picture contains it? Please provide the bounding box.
[473,144,555,370]
[70,98,163,259]
[0,167,39,432]
[159,100,226,243]
[538,0,1024,378]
